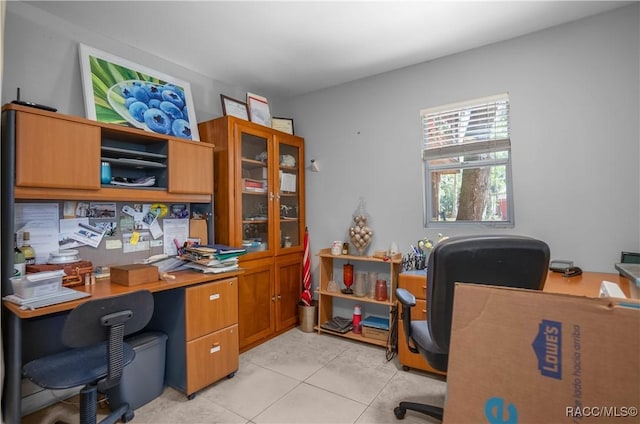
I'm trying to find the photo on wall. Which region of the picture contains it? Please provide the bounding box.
[78,43,200,141]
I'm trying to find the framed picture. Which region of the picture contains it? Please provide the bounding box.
[220,94,249,120]
[272,117,295,135]
[78,43,200,141]
[247,92,271,127]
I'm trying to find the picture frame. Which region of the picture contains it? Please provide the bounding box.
[247,92,272,127]
[78,43,200,141]
[220,94,249,120]
[272,117,295,135]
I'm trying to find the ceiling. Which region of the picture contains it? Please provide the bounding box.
[28,1,631,99]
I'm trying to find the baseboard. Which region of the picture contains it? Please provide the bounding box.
[21,378,82,416]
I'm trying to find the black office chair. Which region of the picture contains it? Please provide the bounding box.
[394,235,550,421]
[23,290,154,424]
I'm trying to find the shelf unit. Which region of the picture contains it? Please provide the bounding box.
[316,248,402,348]
[3,103,213,203]
[198,116,305,351]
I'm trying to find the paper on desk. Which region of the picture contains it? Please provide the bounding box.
[17,222,60,264]
[59,218,89,250]
[162,219,189,256]
[69,221,106,248]
[15,203,60,264]
[279,172,297,193]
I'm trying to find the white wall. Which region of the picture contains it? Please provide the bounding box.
[287,4,640,275]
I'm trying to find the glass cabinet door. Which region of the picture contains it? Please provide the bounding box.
[239,129,272,254]
[276,134,304,253]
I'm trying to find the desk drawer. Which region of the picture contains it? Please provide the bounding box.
[186,324,239,395]
[399,275,427,300]
[186,278,238,340]
[410,299,427,320]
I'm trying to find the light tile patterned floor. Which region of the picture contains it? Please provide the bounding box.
[22,328,446,423]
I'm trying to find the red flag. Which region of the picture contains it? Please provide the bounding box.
[301,227,312,306]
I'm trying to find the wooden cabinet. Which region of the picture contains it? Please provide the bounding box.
[236,252,303,351]
[15,111,101,189]
[148,276,239,398]
[316,248,402,349]
[198,116,305,256]
[3,103,214,203]
[198,116,305,350]
[397,271,446,375]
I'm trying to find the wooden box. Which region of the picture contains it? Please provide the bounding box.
[362,326,389,342]
[110,264,158,286]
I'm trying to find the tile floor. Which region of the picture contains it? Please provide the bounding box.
[22,328,446,423]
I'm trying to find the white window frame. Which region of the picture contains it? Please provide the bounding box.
[421,93,514,228]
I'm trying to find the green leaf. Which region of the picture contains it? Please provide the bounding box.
[90,56,116,87]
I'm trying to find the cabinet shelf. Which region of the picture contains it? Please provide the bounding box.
[316,289,394,306]
[316,247,401,349]
[4,103,213,202]
[313,325,388,347]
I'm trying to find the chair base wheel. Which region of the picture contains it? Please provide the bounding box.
[402,365,410,371]
[394,406,406,419]
[187,393,196,400]
[121,409,135,422]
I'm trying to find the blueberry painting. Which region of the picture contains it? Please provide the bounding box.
[79,44,200,141]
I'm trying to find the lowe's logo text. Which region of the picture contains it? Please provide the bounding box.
[532,319,562,379]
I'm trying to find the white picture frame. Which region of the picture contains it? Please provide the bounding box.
[247,92,271,127]
[78,43,200,141]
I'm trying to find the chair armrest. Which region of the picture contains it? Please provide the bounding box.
[396,288,416,307]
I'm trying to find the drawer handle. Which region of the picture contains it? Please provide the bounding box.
[209,293,220,301]
[210,343,221,354]
[421,285,426,290]
[421,309,427,313]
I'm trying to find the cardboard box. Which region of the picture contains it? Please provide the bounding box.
[110,264,158,286]
[362,326,389,342]
[444,284,640,423]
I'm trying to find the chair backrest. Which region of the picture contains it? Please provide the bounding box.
[427,235,549,355]
[62,290,154,348]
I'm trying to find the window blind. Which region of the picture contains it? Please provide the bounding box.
[421,94,510,159]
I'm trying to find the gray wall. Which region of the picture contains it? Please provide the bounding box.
[3,2,639,277]
[2,1,286,125]
[287,4,639,274]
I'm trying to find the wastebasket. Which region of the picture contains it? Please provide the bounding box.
[298,303,317,333]
[106,331,168,411]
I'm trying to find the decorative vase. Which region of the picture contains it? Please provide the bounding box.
[349,198,373,255]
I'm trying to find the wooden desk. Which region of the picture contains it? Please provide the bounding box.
[544,271,631,298]
[397,270,632,374]
[2,269,243,424]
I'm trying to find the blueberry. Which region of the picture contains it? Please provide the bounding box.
[124,97,137,108]
[182,106,190,122]
[132,86,150,104]
[149,99,161,109]
[161,89,185,109]
[143,108,172,134]
[120,84,134,98]
[160,101,183,120]
[163,84,185,101]
[145,83,163,100]
[128,101,149,122]
[171,119,192,139]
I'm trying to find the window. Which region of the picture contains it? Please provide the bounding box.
[422,94,513,227]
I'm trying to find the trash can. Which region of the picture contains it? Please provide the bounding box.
[298,303,317,333]
[106,331,168,411]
